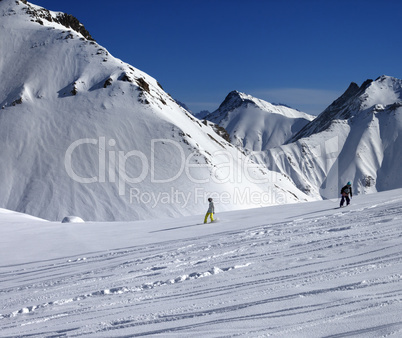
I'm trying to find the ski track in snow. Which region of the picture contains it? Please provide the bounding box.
[1,196,402,337]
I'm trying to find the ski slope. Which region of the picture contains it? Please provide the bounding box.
[1,189,402,337]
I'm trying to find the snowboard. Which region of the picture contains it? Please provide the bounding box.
[203,217,219,224]
[335,205,350,209]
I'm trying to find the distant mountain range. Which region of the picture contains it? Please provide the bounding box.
[205,76,402,199]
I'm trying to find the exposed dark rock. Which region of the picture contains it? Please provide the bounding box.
[204,90,258,123]
[54,13,94,41]
[138,94,150,105]
[211,123,230,143]
[362,175,375,187]
[207,133,225,148]
[217,90,255,113]
[71,84,77,95]
[389,102,402,111]
[103,78,113,88]
[360,79,374,91]
[119,72,132,82]
[96,49,108,56]
[11,97,23,106]
[58,82,78,97]
[136,78,150,94]
[201,120,230,143]
[287,81,367,143]
[23,3,95,41]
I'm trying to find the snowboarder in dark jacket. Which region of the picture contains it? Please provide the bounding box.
[340,182,352,207]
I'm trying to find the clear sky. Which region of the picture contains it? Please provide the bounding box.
[31,0,402,115]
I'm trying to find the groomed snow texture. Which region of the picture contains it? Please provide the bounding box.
[1,189,401,337]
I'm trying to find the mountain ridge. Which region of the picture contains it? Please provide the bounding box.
[204,90,315,151]
[259,75,402,198]
[289,75,402,143]
[204,76,402,199]
[0,0,310,221]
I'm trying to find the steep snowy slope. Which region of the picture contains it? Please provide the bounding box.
[257,75,402,198]
[0,0,310,221]
[205,91,315,151]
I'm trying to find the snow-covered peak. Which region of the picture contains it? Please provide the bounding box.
[260,74,402,200]
[0,0,177,115]
[1,0,94,40]
[207,91,253,120]
[360,75,402,110]
[211,90,312,121]
[290,75,402,142]
[204,91,314,151]
[0,0,311,221]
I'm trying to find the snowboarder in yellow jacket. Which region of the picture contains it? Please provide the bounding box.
[204,197,214,223]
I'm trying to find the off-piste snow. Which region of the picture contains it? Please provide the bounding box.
[1,189,402,337]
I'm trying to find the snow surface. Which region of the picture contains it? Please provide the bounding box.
[1,189,402,337]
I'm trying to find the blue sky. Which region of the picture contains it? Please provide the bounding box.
[32,0,402,115]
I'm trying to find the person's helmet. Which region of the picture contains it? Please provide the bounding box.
[208,197,213,202]
[347,181,351,186]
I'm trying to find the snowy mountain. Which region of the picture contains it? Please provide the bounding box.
[205,90,315,151]
[193,110,211,120]
[256,75,402,198]
[1,189,402,336]
[0,0,310,221]
[175,100,193,115]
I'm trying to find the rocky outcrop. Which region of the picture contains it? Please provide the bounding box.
[21,1,94,41]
